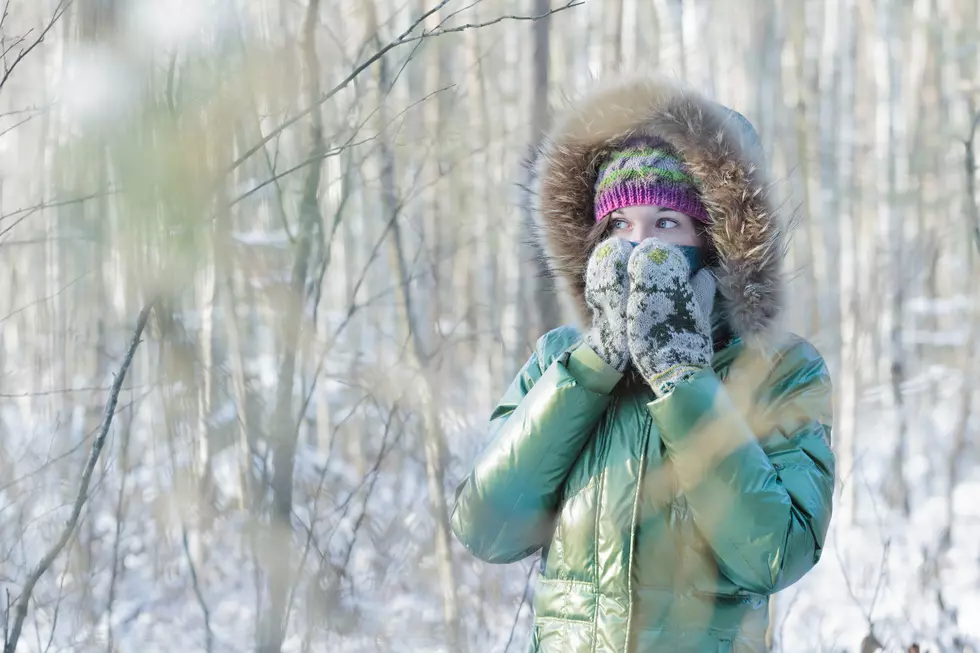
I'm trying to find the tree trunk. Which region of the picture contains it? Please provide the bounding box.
[653,0,685,76]
[367,3,462,650]
[942,97,980,553]
[196,247,217,503]
[620,0,638,68]
[836,0,859,527]
[258,1,324,650]
[464,5,501,404]
[874,0,910,517]
[527,0,562,337]
[789,0,823,336]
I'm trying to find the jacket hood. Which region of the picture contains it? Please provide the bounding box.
[529,75,785,342]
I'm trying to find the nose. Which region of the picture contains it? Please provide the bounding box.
[634,223,657,242]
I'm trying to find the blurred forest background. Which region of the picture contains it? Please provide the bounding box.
[0,0,978,652]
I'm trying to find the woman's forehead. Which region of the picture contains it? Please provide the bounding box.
[618,206,693,219]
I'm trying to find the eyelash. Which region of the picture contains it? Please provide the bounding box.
[611,217,679,229]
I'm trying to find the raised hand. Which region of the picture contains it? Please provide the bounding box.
[582,237,633,372]
[626,239,715,394]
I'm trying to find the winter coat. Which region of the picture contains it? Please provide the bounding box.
[450,76,836,653]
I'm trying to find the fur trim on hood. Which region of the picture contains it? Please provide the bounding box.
[529,75,785,343]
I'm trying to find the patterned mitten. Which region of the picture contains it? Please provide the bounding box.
[582,237,633,372]
[627,239,714,395]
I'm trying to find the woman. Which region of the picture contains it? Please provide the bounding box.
[450,75,835,652]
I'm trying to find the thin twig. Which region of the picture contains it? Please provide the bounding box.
[0,192,111,223]
[181,528,214,653]
[0,381,159,399]
[0,0,70,94]
[337,406,400,573]
[503,562,537,652]
[42,529,74,653]
[0,1,11,33]
[408,1,584,42]
[0,272,91,325]
[227,0,580,173]
[3,302,153,653]
[0,388,154,494]
[229,83,455,209]
[0,35,27,62]
[435,0,489,30]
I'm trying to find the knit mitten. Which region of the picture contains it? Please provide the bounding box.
[582,237,633,372]
[627,239,714,395]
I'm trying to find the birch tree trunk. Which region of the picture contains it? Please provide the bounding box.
[367,3,462,650]
[875,0,911,517]
[464,6,501,402]
[836,0,859,527]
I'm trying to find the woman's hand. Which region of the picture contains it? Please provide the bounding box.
[626,238,715,394]
[583,237,633,372]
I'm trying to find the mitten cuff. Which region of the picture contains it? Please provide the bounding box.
[583,328,629,374]
[568,343,624,395]
[648,364,704,398]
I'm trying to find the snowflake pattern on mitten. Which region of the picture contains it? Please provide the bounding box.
[582,237,633,372]
[627,239,714,394]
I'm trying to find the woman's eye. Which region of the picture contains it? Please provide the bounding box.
[656,218,679,229]
[612,219,629,230]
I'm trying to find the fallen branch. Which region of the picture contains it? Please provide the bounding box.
[3,302,154,653]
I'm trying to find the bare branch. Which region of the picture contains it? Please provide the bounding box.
[228,84,454,209]
[413,1,584,41]
[0,382,158,399]
[503,562,537,652]
[3,302,153,653]
[0,193,110,221]
[0,272,91,325]
[181,528,214,653]
[0,110,39,139]
[0,0,71,95]
[227,1,581,174]
[0,388,154,495]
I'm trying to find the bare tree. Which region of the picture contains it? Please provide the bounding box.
[3,303,152,653]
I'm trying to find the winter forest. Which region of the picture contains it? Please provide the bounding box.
[0,0,978,652]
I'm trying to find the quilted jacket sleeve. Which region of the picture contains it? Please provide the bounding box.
[450,327,622,564]
[648,338,835,595]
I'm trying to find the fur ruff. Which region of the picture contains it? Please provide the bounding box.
[528,75,786,343]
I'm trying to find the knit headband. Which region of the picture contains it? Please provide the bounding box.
[593,138,710,223]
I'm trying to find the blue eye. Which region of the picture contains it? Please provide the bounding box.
[612,219,629,230]
[656,218,679,229]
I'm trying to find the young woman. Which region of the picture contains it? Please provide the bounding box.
[450,76,835,652]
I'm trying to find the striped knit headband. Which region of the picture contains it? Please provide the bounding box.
[593,137,710,223]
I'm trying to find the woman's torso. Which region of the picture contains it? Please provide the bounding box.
[529,335,769,653]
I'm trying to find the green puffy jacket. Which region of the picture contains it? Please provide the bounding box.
[450,76,836,652]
